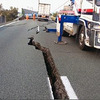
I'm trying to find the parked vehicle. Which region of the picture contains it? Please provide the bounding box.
[58,0,100,50]
[38,3,51,21]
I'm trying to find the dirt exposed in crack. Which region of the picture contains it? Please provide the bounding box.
[28,36,69,99]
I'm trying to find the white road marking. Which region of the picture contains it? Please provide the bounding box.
[37,25,39,32]
[47,76,78,100]
[47,77,54,99]
[0,21,19,28]
[61,76,78,100]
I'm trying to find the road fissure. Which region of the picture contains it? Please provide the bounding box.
[28,36,69,99]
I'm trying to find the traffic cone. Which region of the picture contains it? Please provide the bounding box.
[33,14,36,20]
[26,15,29,20]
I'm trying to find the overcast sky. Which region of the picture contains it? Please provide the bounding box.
[0,0,70,13]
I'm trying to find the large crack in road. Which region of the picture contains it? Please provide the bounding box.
[28,36,69,99]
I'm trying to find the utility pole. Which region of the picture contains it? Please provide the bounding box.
[38,0,40,13]
[38,0,40,4]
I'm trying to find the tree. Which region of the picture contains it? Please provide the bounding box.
[0,4,2,11]
[0,4,3,15]
[53,12,58,17]
[2,6,18,21]
[0,4,18,21]
[10,7,18,19]
[22,8,25,16]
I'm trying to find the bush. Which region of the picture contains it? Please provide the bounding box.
[0,5,18,22]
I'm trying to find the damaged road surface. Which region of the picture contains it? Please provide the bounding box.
[28,36,69,99]
[1,19,100,99]
[0,20,52,99]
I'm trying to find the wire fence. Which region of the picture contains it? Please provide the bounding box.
[0,15,6,24]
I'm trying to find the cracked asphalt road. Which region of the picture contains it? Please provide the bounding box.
[0,20,51,99]
[0,19,100,99]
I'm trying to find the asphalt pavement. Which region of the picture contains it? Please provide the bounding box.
[0,20,51,99]
[0,19,100,99]
[34,20,100,99]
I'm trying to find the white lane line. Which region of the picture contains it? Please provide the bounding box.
[47,76,78,100]
[61,76,78,100]
[47,77,54,99]
[0,21,19,28]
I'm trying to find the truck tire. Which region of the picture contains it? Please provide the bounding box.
[62,30,69,37]
[79,26,87,50]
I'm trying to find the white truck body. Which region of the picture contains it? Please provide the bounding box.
[61,0,100,50]
[38,3,50,21]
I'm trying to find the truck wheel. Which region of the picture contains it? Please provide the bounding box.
[62,30,69,37]
[79,26,87,50]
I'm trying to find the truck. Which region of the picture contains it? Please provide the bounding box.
[38,3,51,21]
[58,0,100,50]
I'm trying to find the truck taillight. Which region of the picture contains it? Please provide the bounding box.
[59,18,61,21]
[42,15,45,18]
[46,16,49,18]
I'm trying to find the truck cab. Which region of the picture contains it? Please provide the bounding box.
[62,0,100,50]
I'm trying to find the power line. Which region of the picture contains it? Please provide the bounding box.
[53,0,70,12]
[51,0,65,6]
[54,0,69,11]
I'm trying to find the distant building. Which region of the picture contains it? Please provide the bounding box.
[22,8,38,18]
[58,5,74,15]
[64,5,72,11]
